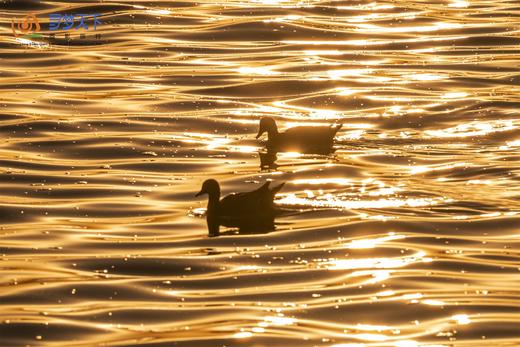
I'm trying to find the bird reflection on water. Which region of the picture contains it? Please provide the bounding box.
[259,149,278,170]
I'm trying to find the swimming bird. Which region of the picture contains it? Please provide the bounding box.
[195,179,285,236]
[256,116,342,154]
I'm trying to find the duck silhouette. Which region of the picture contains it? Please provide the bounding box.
[195,179,285,237]
[256,116,342,154]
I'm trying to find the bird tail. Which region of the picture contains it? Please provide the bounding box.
[331,123,343,135]
[270,182,285,196]
[255,181,271,194]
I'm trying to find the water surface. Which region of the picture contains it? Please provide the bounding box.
[1,0,520,346]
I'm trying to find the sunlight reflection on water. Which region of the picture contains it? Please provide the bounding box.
[1,0,519,346]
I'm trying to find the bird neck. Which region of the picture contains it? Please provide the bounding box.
[207,192,220,210]
[206,193,220,237]
[267,124,279,140]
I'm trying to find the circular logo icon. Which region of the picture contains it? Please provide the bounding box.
[11,13,41,37]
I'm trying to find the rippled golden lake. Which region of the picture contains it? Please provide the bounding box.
[1,0,520,346]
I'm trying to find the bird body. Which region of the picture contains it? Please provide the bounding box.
[195,179,284,236]
[256,117,342,154]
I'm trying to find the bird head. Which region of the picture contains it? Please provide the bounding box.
[256,116,278,139]
[195,179,221,198]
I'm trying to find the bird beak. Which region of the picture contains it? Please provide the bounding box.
[255,129,263,139]
[195,190,204,197]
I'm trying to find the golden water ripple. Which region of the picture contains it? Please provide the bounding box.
[1,0,520,346]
